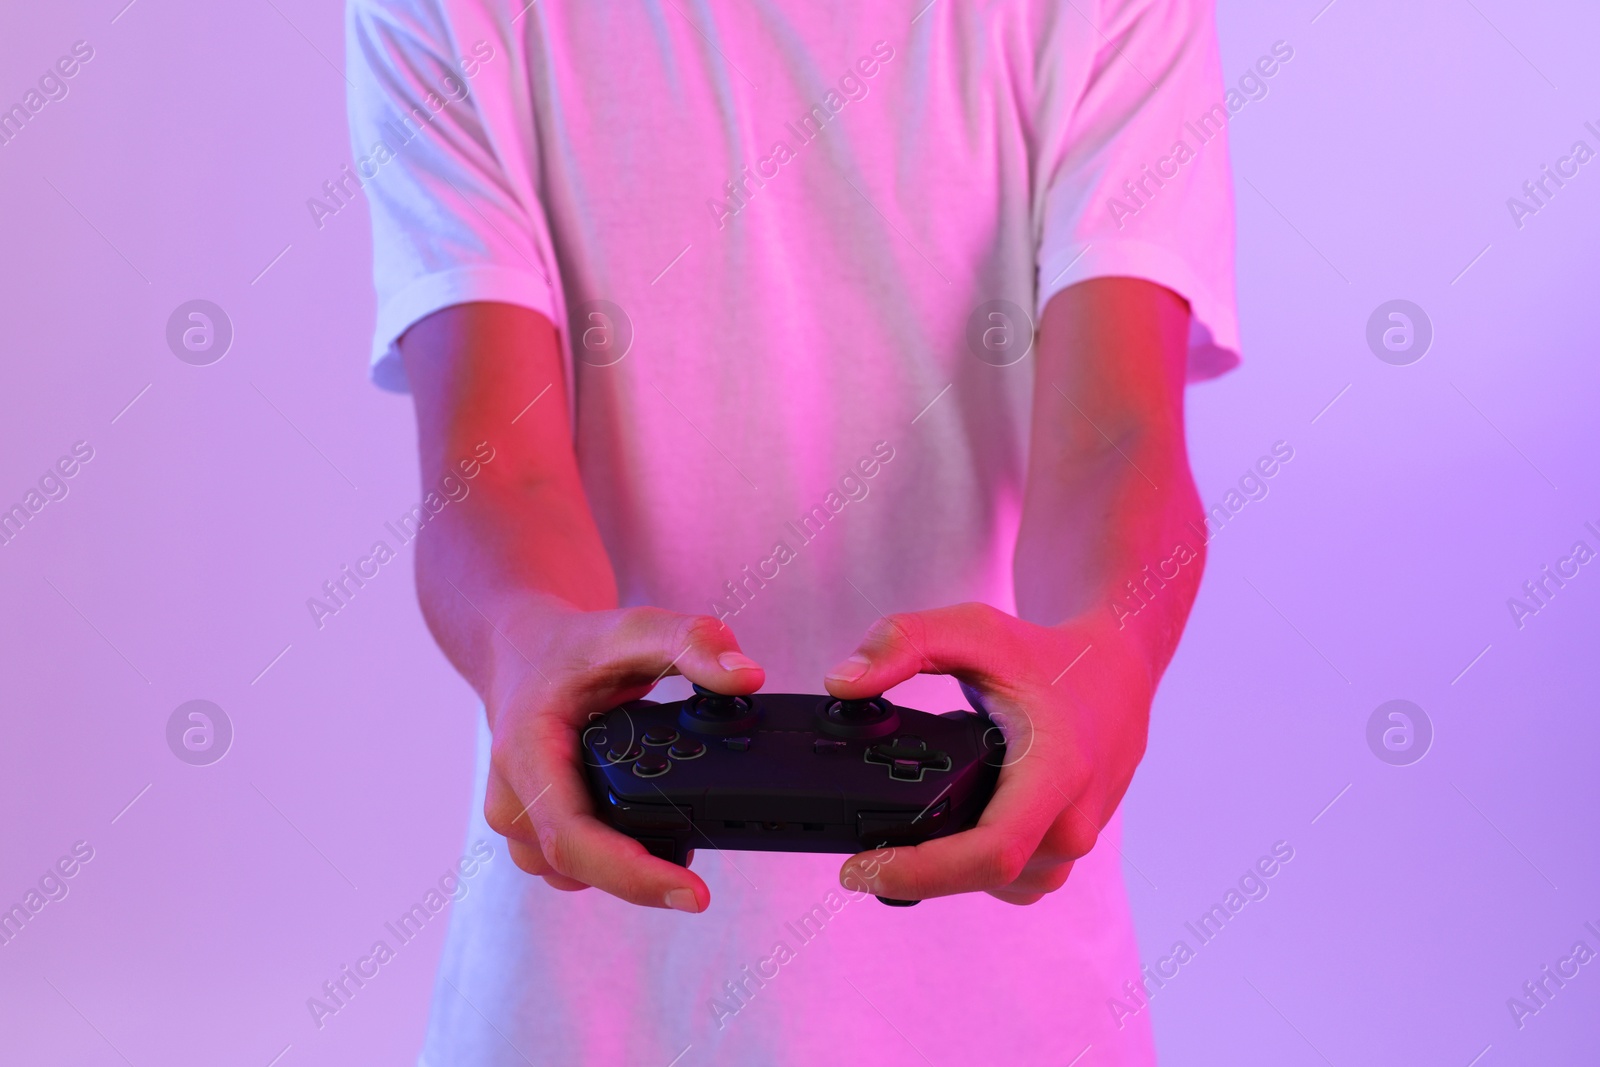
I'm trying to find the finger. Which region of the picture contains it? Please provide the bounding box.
[1030,803,1103,868]
[480,726,700,908]
[981,811,1091,900]
[484,765,545,846]
[598,609,765,698]
[823,603,1019,700]
[495,781,591,891]
[505,837,591,891]
[509,836,592,891]
[987,887,1048,906]
[506,837,553,876]
[996,858,1075,899]
[541,873,591,892]
[839,747,1070,900]
[515,715,711,911]
[540,811,709,910]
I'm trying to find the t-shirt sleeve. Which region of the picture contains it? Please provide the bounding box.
[1034,0,1240,380]
[345,0,561,393]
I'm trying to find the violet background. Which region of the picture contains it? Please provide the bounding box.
[1,0,1597,1064]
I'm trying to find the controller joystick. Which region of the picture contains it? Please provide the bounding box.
[833,697,885,720]
[680,683,760,735]
[817,695,900,739]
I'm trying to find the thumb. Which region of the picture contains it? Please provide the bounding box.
[611,609,765,695]
[823,603,1015,699]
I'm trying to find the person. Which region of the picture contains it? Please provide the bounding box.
[346,0,1238,1062]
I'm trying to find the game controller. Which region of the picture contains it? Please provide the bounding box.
[582,685,1005,906]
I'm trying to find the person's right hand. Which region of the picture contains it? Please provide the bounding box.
[480,603,764,913]
[396,304,765,913]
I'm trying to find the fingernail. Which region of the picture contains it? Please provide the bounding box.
[666,888,700,913]
[826,654,871,683]
[840,865,879,895]
[718,651,760,672]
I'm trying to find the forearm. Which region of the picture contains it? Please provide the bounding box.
[1013,278,1203,679]
[399,303,617,701]
[411,472,617,694]
[396,305,761,911]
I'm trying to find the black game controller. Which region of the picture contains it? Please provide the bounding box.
[582,685,1005,906]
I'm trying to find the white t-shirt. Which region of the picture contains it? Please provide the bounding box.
[346,1,1237,1063]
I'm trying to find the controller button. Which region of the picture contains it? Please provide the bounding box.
[890,759,923,781]
[864,737,951,781]
[723,737,752,752]
[607,742,644,763]
[669,737,706,759]
[643,727,679,746]
[814,739,848,755]
[633,753,671,777]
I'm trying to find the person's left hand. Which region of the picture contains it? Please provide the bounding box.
[823,602,1155,905]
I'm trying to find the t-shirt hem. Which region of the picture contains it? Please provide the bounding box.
[369,264,559,394]
[1037,239,1241,382]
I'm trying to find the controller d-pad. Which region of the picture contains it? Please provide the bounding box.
[864,736,951,781]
